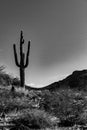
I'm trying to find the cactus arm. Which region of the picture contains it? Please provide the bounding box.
[24,41,30,68]
[13,44,20,67]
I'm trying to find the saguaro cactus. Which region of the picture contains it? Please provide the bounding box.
[13,31,30,87]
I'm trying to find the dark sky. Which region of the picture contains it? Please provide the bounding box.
[0,0,87,87]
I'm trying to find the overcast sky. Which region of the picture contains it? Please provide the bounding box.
[0,0,87,87]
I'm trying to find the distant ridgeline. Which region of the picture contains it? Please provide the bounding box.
[60,69,87,90]
[25,69,87,91]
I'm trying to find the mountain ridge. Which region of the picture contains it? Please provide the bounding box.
[26,69,87,91]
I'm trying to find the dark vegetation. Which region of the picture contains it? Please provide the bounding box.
[0,66,12,86]
[0,66,87,129]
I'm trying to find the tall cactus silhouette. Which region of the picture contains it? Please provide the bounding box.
[13,31,30,87]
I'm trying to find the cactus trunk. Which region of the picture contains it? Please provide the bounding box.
[20,67,25,87]
[13,31,30,87]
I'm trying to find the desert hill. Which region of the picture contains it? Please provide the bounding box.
[26,69,87,91]
[59,69,87,90]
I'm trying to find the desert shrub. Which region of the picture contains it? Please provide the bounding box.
[4,95,32,113]
[0,73,12,86]
[12,77,20,86]
[15,87,29,96]
[10,109,56,130]
[0,88,31,113]
[0,66,12,86]
[39,89,87,126]
[0,66,20,87]
[39,90,52,111]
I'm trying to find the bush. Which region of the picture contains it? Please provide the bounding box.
[10,109,56,130]
[39,89,87,126]
[12,77,20,86]
[0,88,31,113]
[0,66,12,86]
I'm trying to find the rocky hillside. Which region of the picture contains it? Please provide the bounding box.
[59,69,87,90]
